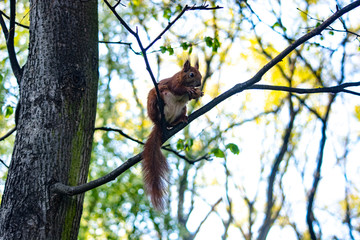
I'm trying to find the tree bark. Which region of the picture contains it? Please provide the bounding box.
[0,1,98,239]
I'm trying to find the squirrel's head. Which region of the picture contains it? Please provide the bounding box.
[181,59,202,87]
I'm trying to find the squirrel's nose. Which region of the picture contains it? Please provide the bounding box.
[195,80,201,87]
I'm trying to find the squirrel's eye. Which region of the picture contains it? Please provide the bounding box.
[189,72,195,78]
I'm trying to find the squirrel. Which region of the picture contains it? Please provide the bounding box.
[142,59,203,210]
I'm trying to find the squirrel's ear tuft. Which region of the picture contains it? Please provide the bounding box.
[183,60,191,72]
[195,59,199,70]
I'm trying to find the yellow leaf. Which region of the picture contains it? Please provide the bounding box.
[355,105,360,121]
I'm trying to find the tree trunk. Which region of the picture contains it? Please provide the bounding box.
[0,1,98,239]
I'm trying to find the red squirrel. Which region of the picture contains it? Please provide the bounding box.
[142,60,203,210]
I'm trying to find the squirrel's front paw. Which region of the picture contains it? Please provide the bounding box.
[199,89,204,97]
[188,88,203,99]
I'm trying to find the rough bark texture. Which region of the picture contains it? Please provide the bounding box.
[0,1,98,239]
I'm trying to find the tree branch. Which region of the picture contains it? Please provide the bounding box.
[164,0,360,141]
[191,198,222,238]
[94,126,208,164]
[145,4,223,51]
[52,153,142,196]
[306,93,336,240]
[94,126,143,145]
[0,0,22,82]
[248,82,360,96]
[52,0,360,196]
[0,127,16,142]
[306,24,349,238]
[258,103,298,240]
[0,10,29,29]
[0,158,9,168]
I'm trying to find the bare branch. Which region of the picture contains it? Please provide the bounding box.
[0,0,22,82]
[344,187,356,240]
[0,127,16,142]
[306,94,336,240]
[191,198,222,238]
[98,40,143,55]
[113,0,125,8]
[94,127,143,145]
[0,10,29,29]
[52,153,142,196]
[297,6,360,39]
[145,4,223,51]
[95,127,208,164]
[258,103,298,240]
[162,146,210,164]
[0,159,9,168]
[248,82,360,96]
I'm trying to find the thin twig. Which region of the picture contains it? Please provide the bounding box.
[0,127,16,142]
[0,10,29,29]
[94,127,143,145]
[95,126,209,164]
[0,159,9,168]
[248,82,360,96]
[98,40,132,45]
[145,4,223,51]
[191,198,222,238]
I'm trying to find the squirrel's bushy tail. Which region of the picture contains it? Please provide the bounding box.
[142,124,169,210]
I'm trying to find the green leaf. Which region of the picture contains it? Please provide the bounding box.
[167,46,174,55]
[212,37,221,52]
[160,45,174,55]
[175,4,183,13]
[163,8,172,20]
[211,148,225,158]
[160,46,167,53]
[185,139,193,151]
[225,143,240,155]
[176,139,185,150]
[180,42,189,50]
[205,36,213,47]
[271,22,281,29]
[5,105,14,118]
[204,36,221,52]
